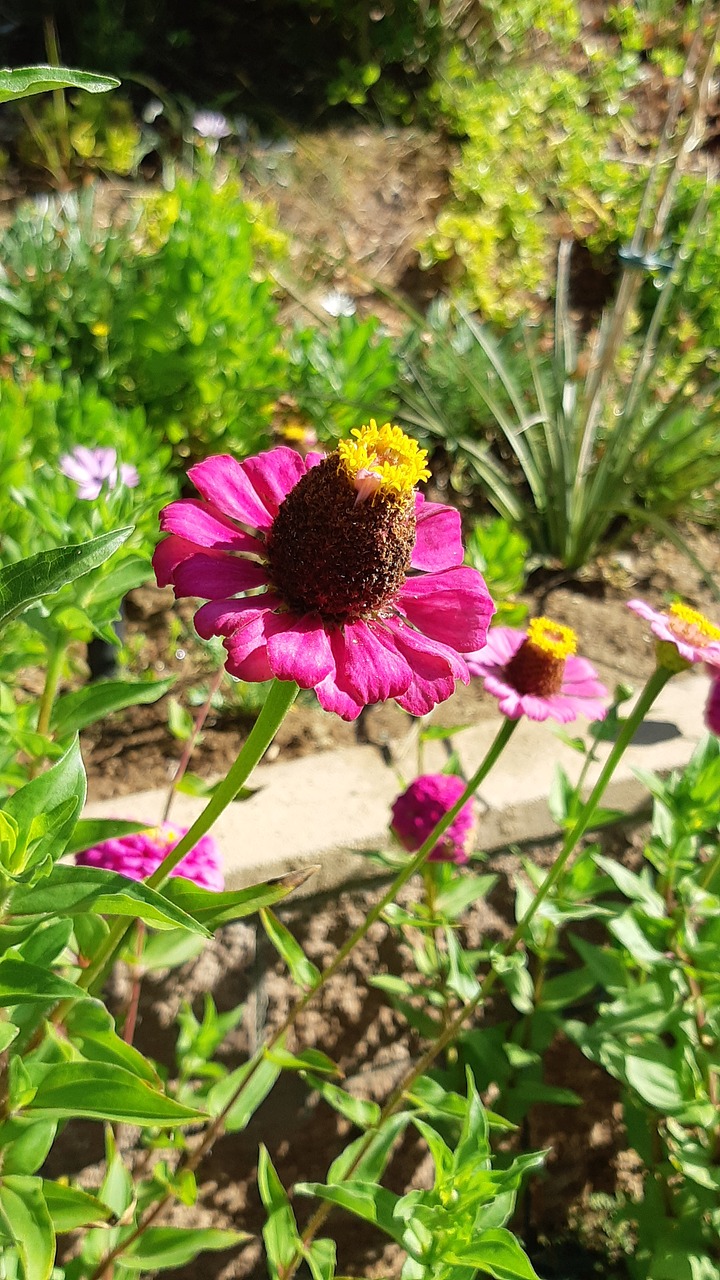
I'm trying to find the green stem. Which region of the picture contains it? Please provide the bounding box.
[74,678,300,996]
[278,666,672,1279]
[36,641,66,740]
[86,715,520,1280]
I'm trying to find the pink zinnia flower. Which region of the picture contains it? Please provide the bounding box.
[76,822,224,892]
[391,773,474,865]
[153,422,495,722]
[466,617,608,723]
[628,599,720,668]
[60,446,139,501]
[705,679,720,737]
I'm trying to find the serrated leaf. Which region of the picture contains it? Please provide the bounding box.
[0,66,119,104]
[51,677,174,737]
[0,529,132,628]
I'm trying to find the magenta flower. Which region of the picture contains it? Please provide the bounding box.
[705,679,720,737]
[59,446,139,501]
[153,422,495,722]
[466,617,608,723]
[628,599,720,668]
[391,773,474,865]
[76,823,224,892]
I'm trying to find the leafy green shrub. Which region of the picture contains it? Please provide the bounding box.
[421,43,641,323]
[464,517,529,626]
[287,314,399,446]
[17,89,144,182]
[0,175,288,462]
[398,234,720,571]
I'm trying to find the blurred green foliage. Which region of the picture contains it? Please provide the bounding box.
[0,176,288,463]
[287,314,399,446]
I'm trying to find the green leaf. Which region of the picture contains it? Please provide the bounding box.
[9,864,210,936]
[3,738,85,876]
[304,1076,380,1129]
[0,1020,19,1051]
[328,1113,409,1183]
[27,1062,204,1126]
[41,1182,113,1232]
[304,1238,337,1280]
[266,1047,340,1077]
[258,1146,302,1277]
[63,818,148,858]
[0,529,133,629]
[294,1180,405,1246]
[50,677,175,737]
[120,1227,249,1270]
[0,1175,54,1280]
[448,1228,541,1278]
[0,65,119,104]
[207,1054,281,1133]
[624,1052,685,1114]
[0,955,91,1006]
[162,873,302,930]
[260,908,320,989]
[434,873,497,918]
[64,999,160,1085]
[0,1117,57,1175]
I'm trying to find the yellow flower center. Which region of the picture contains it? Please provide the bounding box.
[668,602,720,647]
[526,617,578,660]
[144,824,178,848]
[337,420,430,503]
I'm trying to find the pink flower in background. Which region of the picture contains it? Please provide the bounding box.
[154,422,495,721]
[466,618,608,724]
[60,446,139,501]
[391,773,474,865]
[76,823,224,892]
[705,679,720,737]
[628,599,720,667]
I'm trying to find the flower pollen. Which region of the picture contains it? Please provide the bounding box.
[505,617,578,697]
[266,452,416,625]
[338,421,430,504]
[668,602,720,648]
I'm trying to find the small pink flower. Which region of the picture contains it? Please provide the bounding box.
[153,423,495,722]
[705,679,720,736]
[628,599,720,667]
[76,823,224,892]
[466,618,608,723]
[60,446,139,501]
[391,773,474,865]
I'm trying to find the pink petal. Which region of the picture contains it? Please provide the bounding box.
[412,496,464,571]
[331,621,412,704]
[60,453,91,483]
[563,655,608,700]
[188,455,275,531]
[224,608,288,681]
[173,553,268,600]
[194,593,279,640]
[267,614,335,686]
[240,447,306,519]
[465,627,525,675]
[385,619,468,715]
[153,535,201,587]
[315,672,365,721]
[160,499,263,553]
[94,447,118,479]
[399,567,495,653]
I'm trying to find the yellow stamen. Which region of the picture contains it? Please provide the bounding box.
[337,420,430,501]
[526,617,577,660]
[144,824,178,847]
[668,601,720,645]
[90,321,109,338]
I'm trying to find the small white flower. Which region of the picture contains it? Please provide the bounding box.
[191,110,232,140]
[320,290,356,318]
[142,98,164,124]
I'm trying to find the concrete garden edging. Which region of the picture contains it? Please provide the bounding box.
[83,671,710,898]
